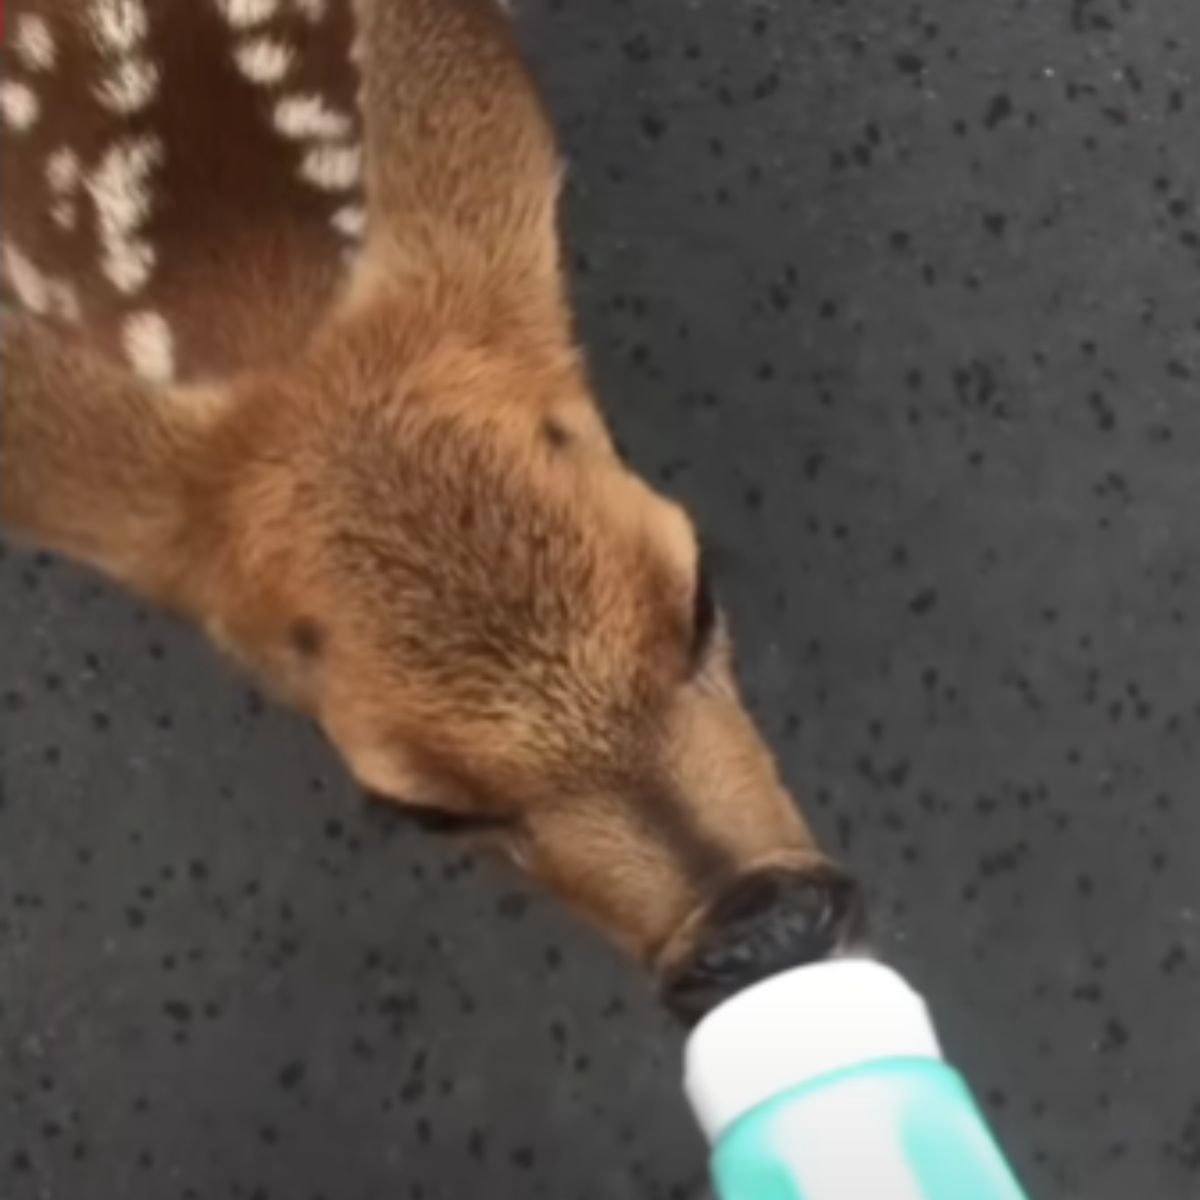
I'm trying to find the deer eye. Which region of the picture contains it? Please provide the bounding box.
[690,553,718,668]
[364,796,516,836]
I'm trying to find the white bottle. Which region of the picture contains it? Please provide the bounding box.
[684,960,1031,1200]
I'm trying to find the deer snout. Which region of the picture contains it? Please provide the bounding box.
[657,863,868,1026]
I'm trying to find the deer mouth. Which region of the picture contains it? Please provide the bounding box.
[655,859,869,1027]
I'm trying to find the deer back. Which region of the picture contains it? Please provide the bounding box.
[2,0,554,387]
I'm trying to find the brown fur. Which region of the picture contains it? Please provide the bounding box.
[2,0,841,974]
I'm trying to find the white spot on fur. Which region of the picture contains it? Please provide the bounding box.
[51,201,80,232]
[2,81,40,132]
[234,37,294,85]
[291,0,327,20]
[274,93,353,141]
[89,0,150,54]
[215,0,279,28]
[95,56,160,114]
[14,14,58,72]
[47,148,83,196]
[331,204,366,238]
[102,238,157,294]
[87,136,163,294]
[3,243,49,314]
[2,246,81,323]
[299,143,362,191]
[48,149,83,230]
[47,280,83,324]
[88,136,162,236]
[123,311,176,383]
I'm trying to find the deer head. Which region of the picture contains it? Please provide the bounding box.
[1,0,866,1024]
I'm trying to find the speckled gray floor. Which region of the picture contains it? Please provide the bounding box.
[3,2,1199,1198]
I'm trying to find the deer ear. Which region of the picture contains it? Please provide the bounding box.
[1,311,235,603]
[356,0,562,291]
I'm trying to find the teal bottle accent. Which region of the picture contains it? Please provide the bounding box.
[710,1058,1029,1200]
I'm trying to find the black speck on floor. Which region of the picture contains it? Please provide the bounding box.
[3,3,1200,1198]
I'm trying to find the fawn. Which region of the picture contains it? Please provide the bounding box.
[1,0,865,1024]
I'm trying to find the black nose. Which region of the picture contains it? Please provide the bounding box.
[660,866,867,1026]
